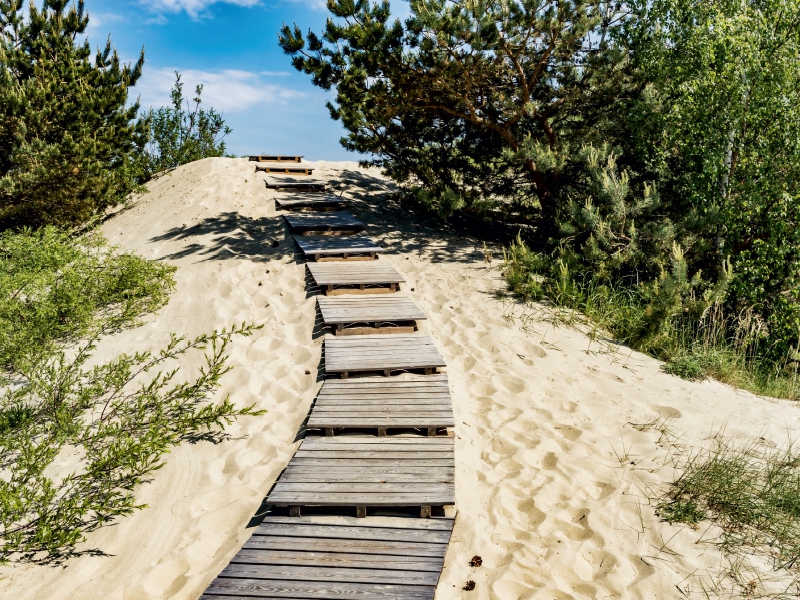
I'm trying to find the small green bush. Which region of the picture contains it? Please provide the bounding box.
[0,227,262,562]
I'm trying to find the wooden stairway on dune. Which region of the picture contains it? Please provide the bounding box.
[202,167,456,600]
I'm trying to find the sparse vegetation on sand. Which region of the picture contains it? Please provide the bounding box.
[0,228,262,562]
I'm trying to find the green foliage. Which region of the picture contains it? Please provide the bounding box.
[658,436,800,579]
[626,0,800,362]
[0,324,262,562]
[284,0,800,379]
[661,354,705,381]
[141,72,232,178]
[0,226,176,372]
[0,0,147,228]
[0,228,262,562]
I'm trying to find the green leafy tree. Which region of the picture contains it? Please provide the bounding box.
[142,72,232,178]
[279,0,634,229]
[626,0,800,359]
[0,0,147,229]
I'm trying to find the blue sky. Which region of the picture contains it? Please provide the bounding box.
[84,0,408,160]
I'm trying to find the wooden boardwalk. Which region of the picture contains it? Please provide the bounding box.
[276,194,344,212]
[202,164,457,600]
[285,212,363,235]
[256,163,314,175]
[308,374,454,436]
[201,515,454,600]
[265,178,327,191]
[294,235,383,261]
[307,262,404,294]
[250,155,303,162]
[267,437,455,517]
[324,334,446,377]
[317,296,425,335]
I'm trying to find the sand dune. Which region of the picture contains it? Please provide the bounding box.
[2,157,799,599]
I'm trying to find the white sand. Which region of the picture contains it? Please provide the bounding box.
[2,157,799,599]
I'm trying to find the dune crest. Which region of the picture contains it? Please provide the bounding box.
[2,157,799,599]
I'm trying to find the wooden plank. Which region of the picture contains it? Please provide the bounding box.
[252,523,452,544]
[299,438,453,448]
[279,472,453,483]
[307,419,455,428]
[202,578,434,599]
[324,335,446,373]
[292,453,453,461]
[265,179,327,191]
[276,195,344,212]
[258,516,454,531]
[267,492,455,505]
[307,262,405,286]
[256,163,314,175]
[218,563,440,585]
[272,482,454,494]
[229,549,444,571]
[314,397,451,404]
[285,213,364,234]
[243,536,448,557]
[250,155,303,162]
[289,459,454,467]
[282,466,454,476]
[294,235,383,258]
[317,296,426,326]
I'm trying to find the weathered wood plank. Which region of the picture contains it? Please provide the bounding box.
[299,437,453,448]
[294,235,383,259]
[202,578,434,599]
[267,492,455,505]
[307,262,405,290]
[324,335,446,373]
[259,515,454,531]
[265,178,327,191]
[218,563,440,585]
[317,296,426,328]
[289,459,454,467]
[250,155,303,162]
[252,522,452,543]
[275,195,344,212]
[281,466,454,476]
[279,472,453,483]
[243,536,448,556]
[256,163,314,175]
[285,212,364,234]
[229,549,444,571]
[272,482,454,494]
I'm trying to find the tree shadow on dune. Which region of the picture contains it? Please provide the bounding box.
[149,211,300,263]
[328,169,497,264]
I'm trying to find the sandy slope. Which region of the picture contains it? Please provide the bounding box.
[2,157,800,599]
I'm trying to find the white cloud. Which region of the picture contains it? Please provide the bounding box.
[139,0,260,18]
[85,12,125,39]
[133,67,304,113]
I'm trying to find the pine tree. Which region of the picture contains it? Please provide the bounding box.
[0,0,147,229]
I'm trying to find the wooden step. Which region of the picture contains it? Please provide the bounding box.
[250,155,303,162]
[295,235,384,261]
[275,193,345,212]
[265,178,327,191]
[307,261,404,294]
[308,374,454,434]
[324,334,446,377]
[317,295,425,335]
[285,212,364,235]
[256,163,314,175]
[266,437,455,511]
